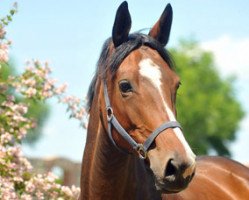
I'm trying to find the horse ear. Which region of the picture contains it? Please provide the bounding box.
[112,1,131,48]
[148,4,173,46]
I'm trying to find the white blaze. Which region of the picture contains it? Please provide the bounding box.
[139,58,196,162]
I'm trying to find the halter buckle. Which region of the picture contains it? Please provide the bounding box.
[106,107,113,122]
[136,144,147,159]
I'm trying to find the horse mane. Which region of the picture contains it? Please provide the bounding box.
[86,33,174,112]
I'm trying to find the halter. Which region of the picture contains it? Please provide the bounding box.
[104,81,182,159]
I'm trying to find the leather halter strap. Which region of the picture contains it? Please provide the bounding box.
[104,81,182,159]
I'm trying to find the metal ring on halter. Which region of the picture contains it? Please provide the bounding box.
[136,144,147,159]
[106,107,114,122]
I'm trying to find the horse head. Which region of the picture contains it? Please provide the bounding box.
[88,1,196,194]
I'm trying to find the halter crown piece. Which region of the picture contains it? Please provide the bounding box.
[103,81,182,159]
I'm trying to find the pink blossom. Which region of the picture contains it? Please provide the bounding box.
[35,191,44,199]
[12,104,28,115]
[55,83,67,94]
[0,43,9,62]
[61,186,73,197]
[0,132,12,144]
[22,78,36,87]
[25,181,35,193]
[25,87,37,97]
[20,194,32,200]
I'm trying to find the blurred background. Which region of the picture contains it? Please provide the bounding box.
[1,0,249,185]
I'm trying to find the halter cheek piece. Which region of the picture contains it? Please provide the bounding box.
[104,81,182,159]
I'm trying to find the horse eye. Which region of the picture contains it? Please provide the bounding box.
[119,80,133,94]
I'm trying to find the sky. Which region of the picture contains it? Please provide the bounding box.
[1,0,249,163]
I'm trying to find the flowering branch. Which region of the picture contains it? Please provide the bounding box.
[0,2,17,63]
[0,3,87,199]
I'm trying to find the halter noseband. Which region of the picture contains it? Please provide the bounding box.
[104,81,182,159]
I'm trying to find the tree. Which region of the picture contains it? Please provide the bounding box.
[170,40,244,156]
[0,60,50,145]
[0,3,83,198]
[0,57,80,200]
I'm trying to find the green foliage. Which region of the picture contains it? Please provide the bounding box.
[0,61,50,145]
[170,40,244,156]
[23,99,49,144]
[0,2,17,28]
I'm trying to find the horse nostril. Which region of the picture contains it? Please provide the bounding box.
[164,158,196,183]
[165,159,178,178]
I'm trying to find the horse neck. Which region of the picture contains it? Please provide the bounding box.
[80,82,160,200]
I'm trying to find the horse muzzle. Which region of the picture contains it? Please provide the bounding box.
[148,150,196,193]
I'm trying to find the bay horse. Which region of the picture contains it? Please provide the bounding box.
[80,2,249,199]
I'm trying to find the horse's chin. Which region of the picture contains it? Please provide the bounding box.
[153,175,191,194]
[155,184,187,194]
[155,184,186,194]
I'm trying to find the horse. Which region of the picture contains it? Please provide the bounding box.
[79,2,249,199]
